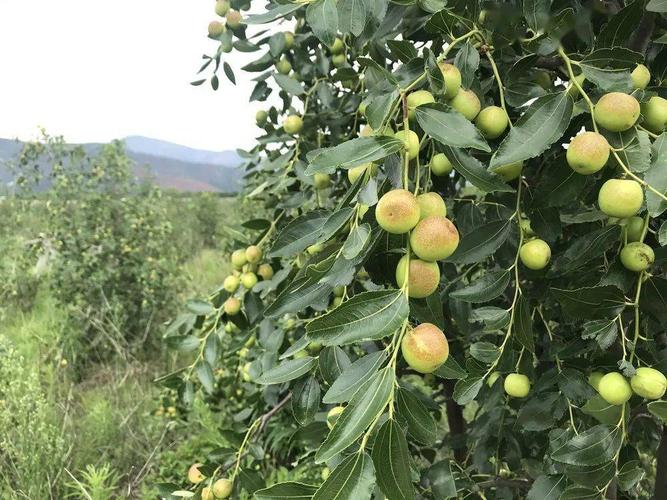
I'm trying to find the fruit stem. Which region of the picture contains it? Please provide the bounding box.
[485,51,511,127]
[637,124,659,139]
[617,315,628,361]
[629,271,645,364]
[557,46,599,133]
[439,30,480,60]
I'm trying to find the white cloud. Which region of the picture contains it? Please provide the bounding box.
[0,0,275,151]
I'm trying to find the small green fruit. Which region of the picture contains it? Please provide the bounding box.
[598,372,632,405]
[407,90,435,120]
[430,153,453,176]
[332,296,343,308]
[333,286,345,297]
[566,131,610,175]
[504,373,530,398]
[215,0,230,16]
[620,242,654,272]
[624,216,645,242]
[255,110,268,126]
[257,263,274,280]
[332,53,346,67]
[410,216,460,261]
[566,73,586,97]
[631,64,651,90]
[589,371,604,391]
[395,255,440,298]
[231,249,247,269]
[642,96,667,134]
[598,179,644,218]
[241,272,258,289]
[375,189,420,234]
[488,371,501,387]
[401,323,449,373]
[347,162,376,183]
[475,106,509,139]
[394,129,420,160]
[223,275,240,293]
[224,297,241,315]
[225,10,243,29]
[188,463,205,484]
[594,92,640,132]
[202,486,214,500]
[245,245,262,263]
[307,243,323,255]
[438,63,462,99]
[283,32,295,49]
[275,57,292,75]
[212,478,234,498]
[283,115,303,134]
[327,406,344,429]
[631,367,667,400]
[449,88,481,121]
[491,161,523,181]
[314,173,330,190]
[330,38,345,55]
[208,21,225,38]
[519,239,551,270]
[416,192,447,220]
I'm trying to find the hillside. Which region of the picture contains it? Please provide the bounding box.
[0,136,242,193]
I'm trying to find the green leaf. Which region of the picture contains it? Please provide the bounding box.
[558,485,603,499]
[245,4,302,24]
[453,376,483,405]
[342,224,371,259]
[580,48,642,92]
[551,424,623,466]
[425,49,446,95]
[526,474,566,500]
[647,0,667,11]
[313,452,375,500]
[257,357,318,385]
[387,40,417,63]
[514,295,534,353]
[255,481,319,499]
[442,147,514,193]
[453,41,480,88]
[558,368,596,405]
[648,400,667,422]
[306,0,338,46]
[469,342,500,363]
[409,293,445,330]
[337,0,367,36]
[517,393,563,431]
[315,367,394,463]
[618,460,644,491]
[425,461,457,499]
[366,88,400,130]
[581,395,623,426]
[292,376,321,425]
[490,92,573,168]
[269,210,331,258]
[196,361,215,394]
[307,290,409,346]
[581,319,618,350]
[372,420,415,500]
[564,462,615,489]
[186,299,215,315]
[645,134,667,217]
[551,285,626,320]
[523,0,552,32]
[596,0,645,48]
[450,271,510,304]
[319,346,352,385]
[450,219,516,264]
[434,356,467,379]
[306,137,405,175]
[323,351,387,404]
[274,74,305,95]
[416,103,491,152]
[552,225,621,274]
[396,388,437,444]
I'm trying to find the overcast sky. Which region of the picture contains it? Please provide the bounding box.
[0,1,271,151]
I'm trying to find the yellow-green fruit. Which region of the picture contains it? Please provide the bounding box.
[241,272,258,289]
[307,243,323,255]
[258,263,274,280]
[215,0,230,16]
[491,161,524,181]
[410,216,459,261]
[361,124,394,137]
[395,255,440,298]
[223,275,240,293]
[401,323,449,373]
[430,153,453,176]
[275,57,292,75]
[224,322,238,334]
[212,478,234,498]
[188,463,205,484]
[598,372,633,405]
[332,296,343,308]
[332,53,346,68]
[330,38,345,55]
[256,110,268,126]
[624,216,644,242]
[358,101,367,115]
[202,486,214,500]
[566,132,610,175]
[519,239,551,270]
[630,367,667,400]
[631,64,651,90]
[293,349,308,359]
[476,106,509,139]
[327,406,344,429]
[589,371,604,391]
[283,115,303,134]
[231,249,247,269]
[321,467,330,481]
[208,21,225,38]
[244,335,256,348]
[226,9,243,28]
[407,90,435,120]
[224,297,241,315]
[375,189,420,234]
[347,162,376,183]
[245,245,262,263]
[567,73,586,97]
[438,63,462,99]
[598,179,644,218]
[417,192,447,220]
[333,286,345,297]
[488,371,501,387]
[284,31,295,49]
[594,92,640,132]
[620,242,654,272]
[449,89,481,121]
[314,173,331,190]
[504,373,531,398]
[394,129,420,160]
[642,96,667,133]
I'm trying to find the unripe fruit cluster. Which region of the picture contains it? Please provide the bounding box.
[223,245,274,317]
[591,368,666,405]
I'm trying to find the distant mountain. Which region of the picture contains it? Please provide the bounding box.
[0,136,243,193]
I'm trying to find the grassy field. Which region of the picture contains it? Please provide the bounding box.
[0,193,245,499]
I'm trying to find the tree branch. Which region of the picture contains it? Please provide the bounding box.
[476,477,532,490]
[443,379,467,463]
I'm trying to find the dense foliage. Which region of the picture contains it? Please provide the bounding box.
[163,0,667,498]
